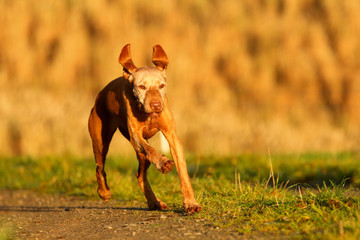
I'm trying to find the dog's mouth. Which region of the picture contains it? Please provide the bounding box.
[150,112,160,117]
[147,107,163,116]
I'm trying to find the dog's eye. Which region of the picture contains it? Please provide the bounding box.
[159,84,166,89]
[138,85,146,90]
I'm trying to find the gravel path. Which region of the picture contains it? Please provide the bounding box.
[0,190,245,240]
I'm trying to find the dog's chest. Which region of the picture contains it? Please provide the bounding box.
[142,116,160,139]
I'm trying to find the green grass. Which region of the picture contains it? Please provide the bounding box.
[0,153,359,239]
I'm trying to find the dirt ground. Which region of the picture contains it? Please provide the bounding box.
[0,190,249,240]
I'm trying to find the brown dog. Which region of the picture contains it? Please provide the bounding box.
[88,44,201,213]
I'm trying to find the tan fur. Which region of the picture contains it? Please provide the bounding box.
[88,44,201,213]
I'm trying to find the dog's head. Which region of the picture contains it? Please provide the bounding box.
[119,44,169,115]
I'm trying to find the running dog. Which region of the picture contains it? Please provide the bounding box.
[88,44,201,213]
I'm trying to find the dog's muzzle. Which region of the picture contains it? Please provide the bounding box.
[150,101,162,113]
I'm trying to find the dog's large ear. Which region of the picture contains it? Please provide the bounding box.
[119,44,138,81]
[152,44,168,71]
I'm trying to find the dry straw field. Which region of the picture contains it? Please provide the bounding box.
[1,0,360,156]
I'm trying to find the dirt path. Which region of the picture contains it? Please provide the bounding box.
[0,190,245,240]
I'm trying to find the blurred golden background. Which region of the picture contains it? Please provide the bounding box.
[1,0,360,156]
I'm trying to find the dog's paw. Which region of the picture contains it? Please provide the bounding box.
[159,156,174,174]
[97,188,111,202]
[149,200,168,210]
[184,202,202,214]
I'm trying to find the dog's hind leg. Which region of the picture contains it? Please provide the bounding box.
[136,152,168,210]
[88,107,116,202]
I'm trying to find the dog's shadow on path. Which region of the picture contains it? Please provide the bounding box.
[0,190,186,215]
[0,205,186,215]
[0,205,152,213]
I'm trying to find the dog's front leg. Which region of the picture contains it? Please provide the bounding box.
[164,131,201,213]
[172,133,201,213]
[159,119,201,213]
[130,133,174,174]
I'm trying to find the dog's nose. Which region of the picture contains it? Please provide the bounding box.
[150,101,162,111]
